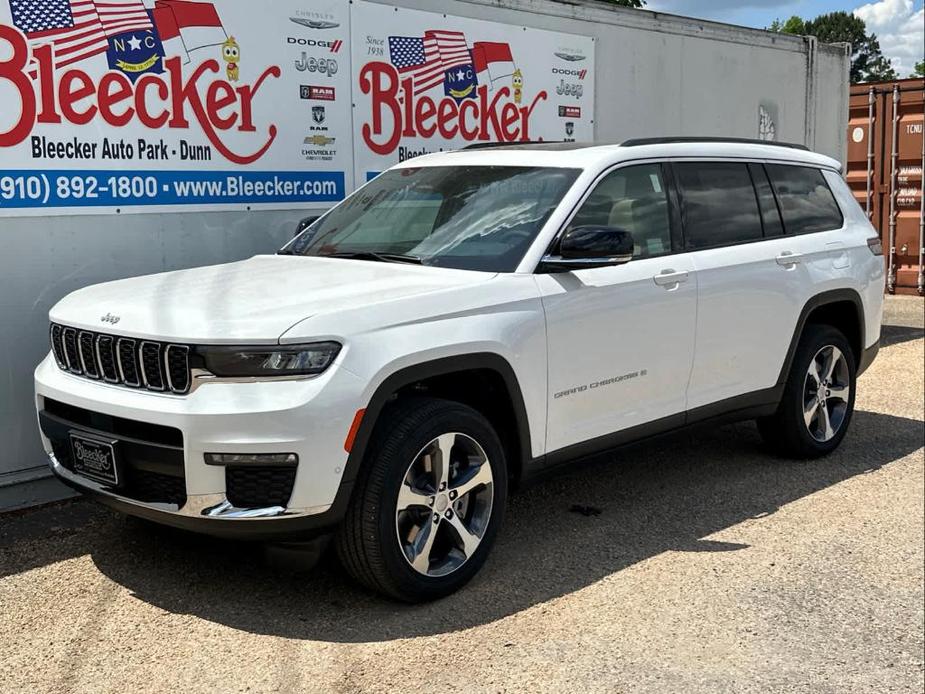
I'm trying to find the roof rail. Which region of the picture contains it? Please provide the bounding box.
[619,136,810,151]
[461,141,562,150]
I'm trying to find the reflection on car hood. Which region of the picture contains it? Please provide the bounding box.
[49,255,496,343]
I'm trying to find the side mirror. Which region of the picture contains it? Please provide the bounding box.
[294,215,320,238]
[539,226,634,272]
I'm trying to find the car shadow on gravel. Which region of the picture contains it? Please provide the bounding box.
[880,324,924,347]
[2,409,922,642]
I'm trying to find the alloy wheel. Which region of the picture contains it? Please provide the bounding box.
[802,345,851,442]
[395,432,494,577]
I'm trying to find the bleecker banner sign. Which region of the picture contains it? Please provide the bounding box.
[351,1,595,181]
[0,0,352,216]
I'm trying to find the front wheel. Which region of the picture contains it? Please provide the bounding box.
[758,324,857,458]
[336,397,507,602]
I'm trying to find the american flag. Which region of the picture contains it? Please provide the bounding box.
[94,0,153,37]
[389,30,471,95]
[9,0,154,70]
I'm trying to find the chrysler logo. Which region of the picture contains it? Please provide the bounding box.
[289,18,340,30]
[101,313,121,325]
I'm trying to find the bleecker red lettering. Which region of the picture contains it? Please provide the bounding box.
[235,66,277,133]
[360,61,543,154]
[98,72,135,126]
[33,44,60,124]
[166,56,207,128]
[207,82,237,130]
[0,35,279,164]
[135,74,169,128]
[360,62,402,156]
[59,71,97,125]
[500,102,520,140]
[415,96,437,138]
[459,99,478,140]
[0,25,36,146]
[165,57,279,165]
[478,85,508,141]
[437,98,458,139]
[401,77,415,137]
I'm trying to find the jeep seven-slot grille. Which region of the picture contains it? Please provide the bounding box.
[50,324,191,394]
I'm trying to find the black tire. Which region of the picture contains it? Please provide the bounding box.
[758,324,857,458]
[336,397,507,602]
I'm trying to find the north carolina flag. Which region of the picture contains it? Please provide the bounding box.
[471,41,515,85]
[152,0,225,61]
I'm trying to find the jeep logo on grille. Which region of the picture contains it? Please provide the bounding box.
[101,313,121,325]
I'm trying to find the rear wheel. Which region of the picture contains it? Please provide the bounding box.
[758,324,856,458]
[336,397,507,602]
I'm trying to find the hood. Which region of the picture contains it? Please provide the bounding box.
[49,255,496,343]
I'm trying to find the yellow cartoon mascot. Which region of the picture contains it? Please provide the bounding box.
[512,69,523,105]
[222,37,240,82]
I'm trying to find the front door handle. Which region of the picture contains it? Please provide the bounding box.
[776,251,803,266]
[653,269,689,287]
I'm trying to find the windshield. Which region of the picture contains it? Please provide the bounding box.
[281,165,581,272]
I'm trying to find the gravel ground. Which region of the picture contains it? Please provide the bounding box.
[1,298,922,694]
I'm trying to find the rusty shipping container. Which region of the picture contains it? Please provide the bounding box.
[847,78,925,295]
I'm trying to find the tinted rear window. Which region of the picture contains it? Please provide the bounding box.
[675,162,763,249]
[765,165,843,234]
[748,163,784,237]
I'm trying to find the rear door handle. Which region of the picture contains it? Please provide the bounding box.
[776,251,803,266]
[653,269,690,287]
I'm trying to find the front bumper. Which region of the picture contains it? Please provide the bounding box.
[35,353,365,539]
[49,453,342,540]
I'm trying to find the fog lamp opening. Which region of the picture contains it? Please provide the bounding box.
[204,453,299,467]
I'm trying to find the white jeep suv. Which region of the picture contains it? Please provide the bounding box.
[35,138,884,601]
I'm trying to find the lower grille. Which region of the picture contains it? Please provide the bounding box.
[124,469,186,505]
[41,401,186,508]
[226,467,296,508]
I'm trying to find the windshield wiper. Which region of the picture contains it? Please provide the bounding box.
[323,251,424,265]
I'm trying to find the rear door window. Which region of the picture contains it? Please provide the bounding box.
[765,165,844,234]
[674,162,764,249]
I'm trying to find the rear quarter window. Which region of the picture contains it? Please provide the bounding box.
[765,165,844,234]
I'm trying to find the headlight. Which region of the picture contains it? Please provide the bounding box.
[198,342,341,377]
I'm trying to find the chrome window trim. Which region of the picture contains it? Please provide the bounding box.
[536,156,848,273]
